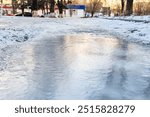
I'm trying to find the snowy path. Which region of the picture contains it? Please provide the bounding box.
[0,33,150,99]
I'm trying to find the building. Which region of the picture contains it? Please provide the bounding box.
[64,4,86,17]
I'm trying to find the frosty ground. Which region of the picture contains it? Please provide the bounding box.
[0,16,150,99]
[0,16,150,47]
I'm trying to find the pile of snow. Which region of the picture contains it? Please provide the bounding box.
[0,16,150,49]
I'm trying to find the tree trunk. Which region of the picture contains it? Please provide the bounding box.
[126,0,134,15]
[89,0,102,17]
[12,0,16,14]
[45,0,48,14]
[32,0,38,11]
[21,0,25,16]
[32,0,38,17]
[91,12,94,17]
[42,1,45,14]
[121,0,124,14]
[50,0,55,13]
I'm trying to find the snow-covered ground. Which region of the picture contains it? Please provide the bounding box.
[0,16,150,99]
[0,16,150,71]
[0,15,150,49]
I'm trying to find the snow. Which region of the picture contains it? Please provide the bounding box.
[0,15,150,48]
[107,15,150,22]
[0,15,150,99]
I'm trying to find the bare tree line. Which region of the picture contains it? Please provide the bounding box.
[116,0,150,16]
[11,0,67,15]
[134,1,150,15]
[87,0,103,17]
[12,0,53,15]
[88,0,149,16]
[80,0,135,16]
[10,0,150,16]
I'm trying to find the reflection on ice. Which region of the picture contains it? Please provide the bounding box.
[0,34,150,99]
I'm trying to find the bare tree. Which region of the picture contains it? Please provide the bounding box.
[87,0,103,17]
[145,1,150,15]
[134,1,150,15]
[113,2,121,16]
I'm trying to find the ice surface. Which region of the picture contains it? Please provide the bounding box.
[0,34,150,99]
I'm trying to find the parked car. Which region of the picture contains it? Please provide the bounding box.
[15,12,32,17]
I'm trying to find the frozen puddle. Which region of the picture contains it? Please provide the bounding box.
[0,34,150,99]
